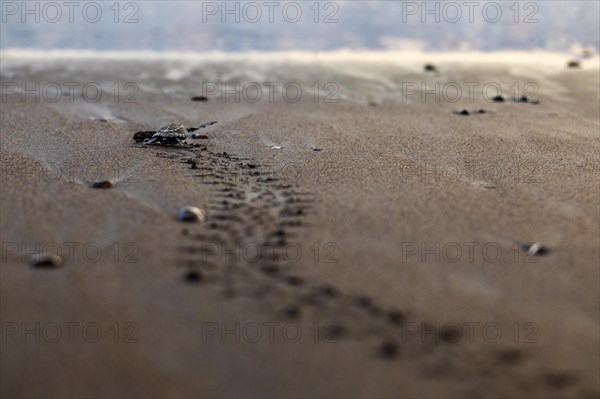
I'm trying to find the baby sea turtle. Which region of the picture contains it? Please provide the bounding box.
[143,123,190,146]
[134,121,218,146]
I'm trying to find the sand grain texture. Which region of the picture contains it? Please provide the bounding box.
[1,53,599,398]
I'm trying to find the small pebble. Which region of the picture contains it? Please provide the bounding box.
[515,96,540,104]
[29,253,62,268]
[440,326,461,342]
[355,296,373,308]
[178,206,206,222]
[491,95,505,102]
[543,372,576,389]
[324,323,346,340]
[184,271,203,283]
[281,305,301,319]
[312,148,323,152]
[457,109,470,116]
[496,349,524,365]
[191,96,209,102]
[316,284,337,297]
[424,64,438,72]
[387,309,405,325]
[380,339,400,359]
[261,265,280,275]
[91,180,112,189]
[521,242,550,256]
[284,275,304,286]
[567,60,581,69]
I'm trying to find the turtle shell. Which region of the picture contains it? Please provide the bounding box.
[154,123,188,138]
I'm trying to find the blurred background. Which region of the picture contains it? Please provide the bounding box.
[1,0,599,53]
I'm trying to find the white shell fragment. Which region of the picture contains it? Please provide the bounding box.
[527,243,542,256]
[178,206,206,222]
[521,242,550,256]
[29,253,63,268]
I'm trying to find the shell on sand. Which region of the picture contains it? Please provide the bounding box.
[522,242,550,256]
[178,206,206,222]
[29,253,63,268]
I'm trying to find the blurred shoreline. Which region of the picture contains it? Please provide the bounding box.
[2,48,599,64]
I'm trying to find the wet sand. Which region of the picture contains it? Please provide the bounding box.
[1,51,599,398]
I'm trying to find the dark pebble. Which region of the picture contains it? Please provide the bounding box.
[284,275,304,286]
[380,339,400,359]
[324,323,346,340]
[516,96,540,104]
[91,181,112,189]
[496,349,524,365]
[368,306,383,316]
[261,265,280,276]
[491,95,505,102]
[567,60,581,68]
[543,372,576,389]
[354,295,372,308]
[281,305,301,319]
[457,109,470,116]
[440,325,461,343]
[387,309,406,325]
[424,64,438,72]
[184,271,203,283]
[316,284,337,297]
[191,96,209,102]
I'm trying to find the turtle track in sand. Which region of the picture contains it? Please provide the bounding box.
[140,142,590,398]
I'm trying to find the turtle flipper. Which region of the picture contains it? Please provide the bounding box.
[188,121,218,132]
[143,137,159,145]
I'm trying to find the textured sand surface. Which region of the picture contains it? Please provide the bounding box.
[1,52,599,398]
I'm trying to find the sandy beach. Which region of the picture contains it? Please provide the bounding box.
[1,51,599,398]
